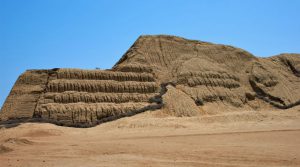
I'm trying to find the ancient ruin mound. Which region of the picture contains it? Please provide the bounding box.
[1,35,300,127]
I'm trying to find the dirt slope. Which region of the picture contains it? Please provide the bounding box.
[1,108,300,167]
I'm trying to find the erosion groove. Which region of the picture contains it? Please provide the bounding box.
[1,35,300,127]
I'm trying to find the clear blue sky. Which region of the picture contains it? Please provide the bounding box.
[0,0,300,108]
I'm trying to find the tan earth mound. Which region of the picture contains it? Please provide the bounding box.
[1,35,300,127]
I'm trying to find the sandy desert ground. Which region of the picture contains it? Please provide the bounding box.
[1,107,300,167]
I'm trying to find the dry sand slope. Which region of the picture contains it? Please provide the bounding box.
[1,108,300,167]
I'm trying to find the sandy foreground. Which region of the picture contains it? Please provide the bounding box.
[0,108,300,167]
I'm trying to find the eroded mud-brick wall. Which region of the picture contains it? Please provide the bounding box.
[0,70,49,121]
